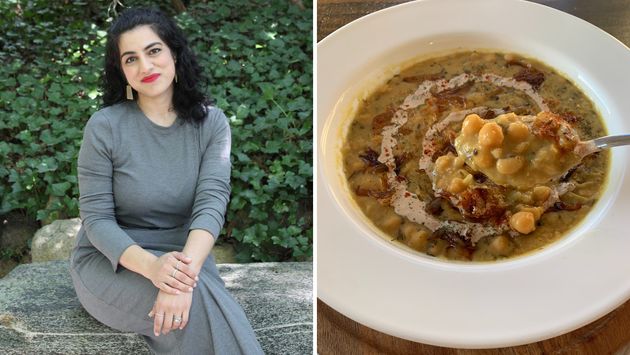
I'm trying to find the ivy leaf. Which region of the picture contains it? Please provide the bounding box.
[235,104,249,120]
[258,82,274,101]
[62,84,79,96]
[36,157,58,173]
[263,140,282,153]
[284,171,305,189]
[234,152,251,163]
[36,209,49,222]
[298,161,312,177]
[64,175,78,184]
[50,182,71,196]
[0,142,10,156]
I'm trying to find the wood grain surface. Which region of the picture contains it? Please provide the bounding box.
[318,298,630,354]
[316,1,630,354]
[317,0,630,44]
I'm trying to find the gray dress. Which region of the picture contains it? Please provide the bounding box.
[69,101,263,354]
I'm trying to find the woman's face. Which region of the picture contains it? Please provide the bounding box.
[119,25,176,100]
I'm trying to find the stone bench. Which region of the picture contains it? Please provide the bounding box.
[0,260,312,354]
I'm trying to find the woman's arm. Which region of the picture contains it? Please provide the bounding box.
[182,229,216,273]
[187,108,232,248]
[78,112,138,271]
[119,245,157,277]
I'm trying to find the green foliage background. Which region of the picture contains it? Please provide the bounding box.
[0,0,313,262]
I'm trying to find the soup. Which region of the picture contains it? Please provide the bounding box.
[342,51,609,261]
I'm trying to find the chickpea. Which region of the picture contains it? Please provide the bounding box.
[448,177,467,194]
[361,197,381,219]
[454,155,465,168]
[507,121,530,141]
[462,173,473,185]
[400,222,418,240]
[426,238,447,256]
[496,156,524,175]
[519,206,543,220]
[474,150,495,169]
[510,211,536,234]
[489,235,514,256]
[532,186,552,203]
[478,122,504,148]
[380,212,402,236]
[534,145,559,165]
[497,112,517,125]
[491,148,503,159]
[462,114,485,136]
[513,141,530,154]
[436,177,450,192]
[435,154,453,174]
[446,246,470,260]
[352,173,383,191]
[407,230,429,251]
[345,156,366,176]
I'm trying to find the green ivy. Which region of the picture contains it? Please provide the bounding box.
[0,0,312,262]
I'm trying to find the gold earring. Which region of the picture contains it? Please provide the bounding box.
[175,74,178,83]
[126,85,133,100]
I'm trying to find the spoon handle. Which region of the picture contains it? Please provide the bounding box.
[590,134,630,149]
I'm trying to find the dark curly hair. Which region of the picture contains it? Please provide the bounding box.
[101,7,209,123]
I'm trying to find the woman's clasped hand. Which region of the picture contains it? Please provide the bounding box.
[147,252,199,336]
[147,251,199,294]
[149,288,193,335]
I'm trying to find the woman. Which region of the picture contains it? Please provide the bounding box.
[69,7,263,354]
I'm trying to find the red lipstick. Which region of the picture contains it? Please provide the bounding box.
[141,74,160,83]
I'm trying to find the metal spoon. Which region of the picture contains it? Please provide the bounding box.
[576,134,630,157]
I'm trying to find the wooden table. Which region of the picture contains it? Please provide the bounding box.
[317,0,630,44]
[317,1,630,354]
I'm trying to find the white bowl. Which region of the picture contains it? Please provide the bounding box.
[317,0,630,348]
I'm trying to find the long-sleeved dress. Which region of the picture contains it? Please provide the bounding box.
[69,101,263,354]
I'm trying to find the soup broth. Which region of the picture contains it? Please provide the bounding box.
[342,51,609,261]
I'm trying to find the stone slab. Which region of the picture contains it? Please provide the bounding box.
[0,261,312,354]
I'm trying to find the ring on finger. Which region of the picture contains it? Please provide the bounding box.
[171,268,177,278]
[173,316,182,323]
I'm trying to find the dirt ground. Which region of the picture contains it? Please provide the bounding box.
[0,252,31,278]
